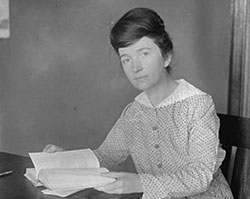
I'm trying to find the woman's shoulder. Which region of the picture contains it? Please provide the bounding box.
[178,80,215,109]
[120,101,140,117]
[121,102,133,117]
[158,79,213,107]
[175,79,208,98]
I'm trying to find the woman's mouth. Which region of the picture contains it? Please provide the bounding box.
[134,75,148,81]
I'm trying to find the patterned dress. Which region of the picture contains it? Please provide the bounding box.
[94,79,234,199]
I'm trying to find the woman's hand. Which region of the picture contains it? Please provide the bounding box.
[95,172,143,194]
[43,144,64,153]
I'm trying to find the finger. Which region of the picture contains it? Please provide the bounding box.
[101,172,123,178]
[95,180,121,193]
[95,186,123,194]
[43,144,53,152]
[56,146,63,152]
[43,144,63,153]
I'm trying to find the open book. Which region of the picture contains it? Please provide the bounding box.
[24,149,115,197]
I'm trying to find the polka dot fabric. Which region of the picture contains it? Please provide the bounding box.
[94,79,233,199]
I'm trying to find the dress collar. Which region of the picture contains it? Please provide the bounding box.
[135,79,205,108]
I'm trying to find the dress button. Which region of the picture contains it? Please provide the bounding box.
[154,144,160,149]
[157,164,162,168]
[152,125,158,130]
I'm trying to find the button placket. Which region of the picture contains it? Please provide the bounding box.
[157,163,162,168]
[152,125,158,131]
[151,108,162,172]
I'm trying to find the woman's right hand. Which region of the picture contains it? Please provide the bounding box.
[43,144,64,153]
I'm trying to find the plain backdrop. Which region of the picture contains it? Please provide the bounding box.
[0,0,231,169]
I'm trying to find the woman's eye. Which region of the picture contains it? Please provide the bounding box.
[121,58,130,65]
[142,52,149,56]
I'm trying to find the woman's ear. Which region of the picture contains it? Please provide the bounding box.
[164,54,172,68]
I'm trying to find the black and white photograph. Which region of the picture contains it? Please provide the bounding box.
[0,1,250,199]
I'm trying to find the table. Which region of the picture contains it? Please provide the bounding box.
[0,152,142,199]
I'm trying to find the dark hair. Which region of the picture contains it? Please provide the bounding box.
[110,7,173,68]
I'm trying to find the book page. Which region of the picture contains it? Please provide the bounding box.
[38,168,115,190]
[24,168,43,186]
[42,188,82,197]
[29,149,99,177]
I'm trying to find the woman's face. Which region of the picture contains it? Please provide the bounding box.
[118,36,170,93]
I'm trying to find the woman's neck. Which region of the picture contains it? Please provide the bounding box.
[145,75,178,107]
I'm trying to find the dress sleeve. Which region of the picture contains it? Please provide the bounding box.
[139,95,220,199]
[93,106,130,171]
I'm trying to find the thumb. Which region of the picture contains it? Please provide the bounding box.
[101,172,123,179]
[43,144,63,153]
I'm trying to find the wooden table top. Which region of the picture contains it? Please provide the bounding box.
[0,152,142,199]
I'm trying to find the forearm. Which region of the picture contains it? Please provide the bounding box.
[139,162,214,199]
[93,147,128,171]
[93,111,130,170]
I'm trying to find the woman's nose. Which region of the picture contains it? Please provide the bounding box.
[132,59,143,73]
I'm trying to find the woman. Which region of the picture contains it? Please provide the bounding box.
[44,7,233,199]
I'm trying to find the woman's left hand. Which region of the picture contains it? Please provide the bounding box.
[95,172,143,194]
